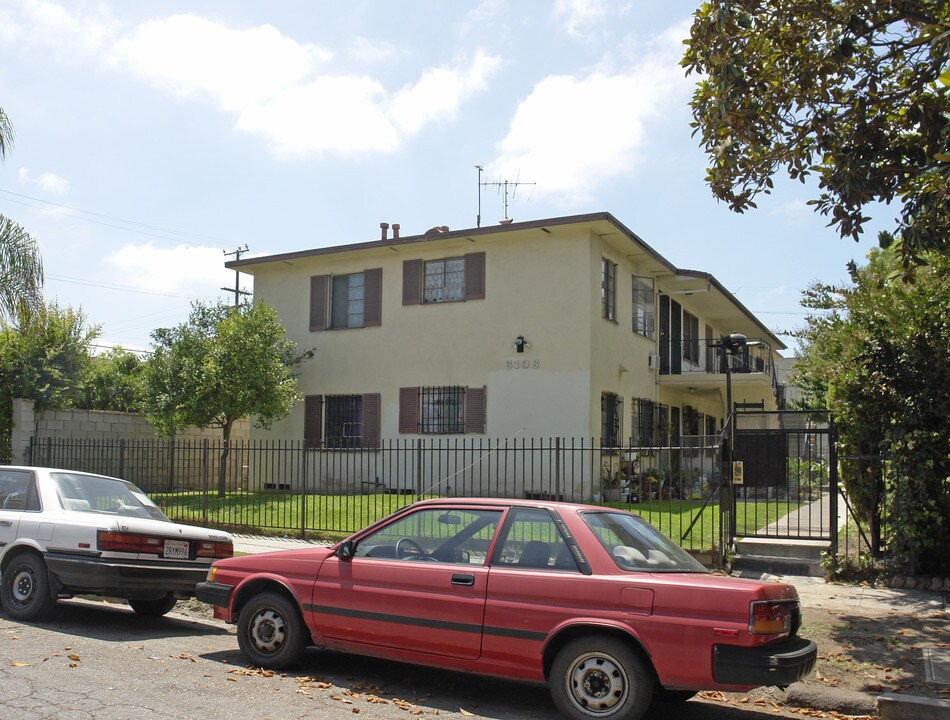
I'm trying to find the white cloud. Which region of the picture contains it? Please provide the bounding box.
[18,167,70,195]
[111,14,330,111]
[237,75,401,156]
[389,50,501,136]
[553,0,608,40]
[107,243,232,296]
[489,25,689,203]
[0,0,117,55]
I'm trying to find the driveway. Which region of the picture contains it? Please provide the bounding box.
[2,599,824,720]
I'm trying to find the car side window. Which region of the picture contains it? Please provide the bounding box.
[0,470,41,512]
[354,507,502,564]
[492,508,579,572]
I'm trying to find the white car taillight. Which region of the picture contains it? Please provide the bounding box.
[197,541,234,559]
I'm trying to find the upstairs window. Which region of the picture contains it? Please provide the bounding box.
[601,258,617,322]
[632,276,654,337]
[403,253,485,306]
[425,258,465,303]
[310,269,382,331]
[683,311,700,364]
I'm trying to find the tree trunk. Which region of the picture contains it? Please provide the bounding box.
[217,418,234,499]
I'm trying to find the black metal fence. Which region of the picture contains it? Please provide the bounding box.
[28,435,727,550]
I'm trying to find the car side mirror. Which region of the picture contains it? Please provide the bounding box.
[337,540,355,560]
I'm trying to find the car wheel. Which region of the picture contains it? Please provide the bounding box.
[129,596,178,617]
[550,635,653,720]
[1,552,57,621]
[237,592,309,669]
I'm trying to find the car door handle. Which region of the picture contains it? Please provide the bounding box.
[451,573,475,586]
[0,520,12,527]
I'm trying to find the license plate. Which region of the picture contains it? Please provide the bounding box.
[163,539,189,559]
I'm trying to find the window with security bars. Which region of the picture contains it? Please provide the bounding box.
[424,258,465,303]
[632,276,654,337]
[600,392,623,447]
[325,395,363,449]
[419,386,465,433]
[631,398,657,446]
[601,258,617,321]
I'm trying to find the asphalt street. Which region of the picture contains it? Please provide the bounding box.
[1,597,819,720]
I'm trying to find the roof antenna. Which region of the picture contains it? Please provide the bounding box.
[475,165,536,226]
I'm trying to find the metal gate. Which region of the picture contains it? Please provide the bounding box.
[726,410,838,548]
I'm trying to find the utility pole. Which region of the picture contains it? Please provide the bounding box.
[222,245,251,308]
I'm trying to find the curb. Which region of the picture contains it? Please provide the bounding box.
[785,683,950,719]
[878,693,950,720]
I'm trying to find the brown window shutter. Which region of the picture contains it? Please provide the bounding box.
[464,386,486,434]
[399,387,419,433]
[309,275,329,331]
[364,268,382,326]
[403,259,423,305]
[464,252,485,300]
[304,395,323,449]
[362,393,381,449]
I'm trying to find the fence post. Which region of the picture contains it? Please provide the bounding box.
[829,420,839,557]
[118,438,125,478]
[201,439,209,523]
[298,441,308,539]
[415,439,423,495]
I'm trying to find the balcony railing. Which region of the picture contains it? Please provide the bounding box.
[659,338,774,377]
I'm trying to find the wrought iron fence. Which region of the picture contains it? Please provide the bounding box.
[29,434,726,551]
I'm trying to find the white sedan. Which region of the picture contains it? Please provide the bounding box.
[0,465,233,620]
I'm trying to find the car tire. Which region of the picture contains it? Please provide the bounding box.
[129,596,178,617]
[237,591,309,669]
[550,635,653,720]
[1,552,57,621]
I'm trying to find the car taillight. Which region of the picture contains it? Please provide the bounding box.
[97,530,164,553]
[749,600,793,635]
[197,541,233,559]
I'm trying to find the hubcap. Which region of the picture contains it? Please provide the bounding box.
[12,567,36,606]
[249,609,285,654]
[566,652,628,716]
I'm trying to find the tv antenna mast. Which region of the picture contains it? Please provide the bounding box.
[475,165,536,227]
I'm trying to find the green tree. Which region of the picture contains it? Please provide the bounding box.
[682,2,950,270]
[141,301,313,497]
[82,347,145,413]
[0,303,101,444]
[0,105,44,322]
[792,248,950,575]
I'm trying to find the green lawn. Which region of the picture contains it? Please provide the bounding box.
[152,491,802,552]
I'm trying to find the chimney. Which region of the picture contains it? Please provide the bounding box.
[392,223,400,239]
[380,222,389,241]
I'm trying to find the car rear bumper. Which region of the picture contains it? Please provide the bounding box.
[713,636,817,687]
[45,552,210,598]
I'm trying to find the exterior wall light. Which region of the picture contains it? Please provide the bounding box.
[514,336,530,353]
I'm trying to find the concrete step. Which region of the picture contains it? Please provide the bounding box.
[733,537,830,578]
[733,553,824,578]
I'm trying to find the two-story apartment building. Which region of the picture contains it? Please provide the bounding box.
[229,212,784,464]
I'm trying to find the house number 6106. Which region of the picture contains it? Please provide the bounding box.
[506,359,540,369]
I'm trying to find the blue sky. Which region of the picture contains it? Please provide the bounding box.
[0,0,885,355]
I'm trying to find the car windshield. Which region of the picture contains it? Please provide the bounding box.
[51,472,170,522]
[582,510,709,573]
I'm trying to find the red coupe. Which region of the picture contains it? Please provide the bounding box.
[197,498,816,720]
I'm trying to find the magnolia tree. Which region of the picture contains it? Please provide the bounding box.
[683,1,949,271]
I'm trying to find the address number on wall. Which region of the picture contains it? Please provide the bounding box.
[505,359,540,370]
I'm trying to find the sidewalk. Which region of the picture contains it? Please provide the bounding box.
[229,535,950,719]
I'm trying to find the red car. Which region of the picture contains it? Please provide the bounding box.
[197,499,816,720]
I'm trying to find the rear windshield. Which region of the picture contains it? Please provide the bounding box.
[51,472,169,522]
[582,511,708,573]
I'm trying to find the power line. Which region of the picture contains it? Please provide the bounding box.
[0,188,241,249]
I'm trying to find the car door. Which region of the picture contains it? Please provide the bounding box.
[0,469,39,551]
[311,506,503,660]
